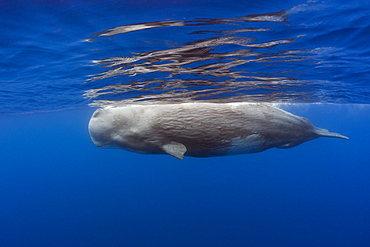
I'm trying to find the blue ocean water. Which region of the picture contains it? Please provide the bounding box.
[1,0,370,246]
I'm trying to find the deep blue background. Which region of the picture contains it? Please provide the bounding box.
[1,105,369,247]
[1,0,370,246]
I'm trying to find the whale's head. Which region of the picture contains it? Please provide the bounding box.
[88,107,155,153]
[88,107,139,150]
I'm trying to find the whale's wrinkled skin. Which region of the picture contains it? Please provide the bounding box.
[88,103,348,160]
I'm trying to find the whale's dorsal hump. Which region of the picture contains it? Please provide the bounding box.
[161,141,187,160]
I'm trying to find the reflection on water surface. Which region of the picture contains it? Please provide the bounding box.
[83,9,351,106]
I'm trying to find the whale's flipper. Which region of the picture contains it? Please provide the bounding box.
[314,127,349,140]
[161,141,187,160]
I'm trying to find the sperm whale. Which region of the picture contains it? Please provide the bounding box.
[88,102,348,160]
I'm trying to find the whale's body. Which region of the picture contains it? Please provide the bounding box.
[88,102,348,160]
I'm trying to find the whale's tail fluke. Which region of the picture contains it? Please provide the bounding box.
[314,127,349,140]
